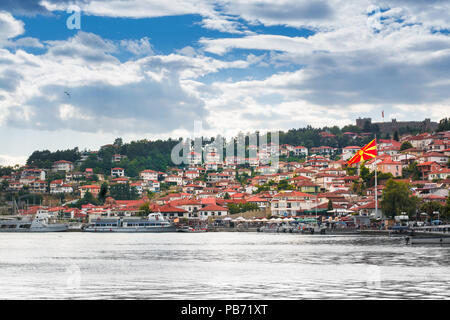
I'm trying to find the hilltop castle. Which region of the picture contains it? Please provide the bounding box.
[356,117,438,133]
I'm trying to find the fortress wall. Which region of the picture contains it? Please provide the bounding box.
[356,118,438,133]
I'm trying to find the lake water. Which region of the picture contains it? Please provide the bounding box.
[0,233,449,299]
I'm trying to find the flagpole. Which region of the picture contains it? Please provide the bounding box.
[374,134,378,219]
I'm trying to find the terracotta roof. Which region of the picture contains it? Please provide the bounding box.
[200,204,228,211]
[158,204,187,213]
[80,184,100,189]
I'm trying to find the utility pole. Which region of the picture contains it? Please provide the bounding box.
[315,192,318,221]
[374,134,378,219]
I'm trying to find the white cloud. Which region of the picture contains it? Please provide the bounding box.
[0,11,24,44]
[120,37,154,56]
[0,0,449,161]
[0,154,27,166]
[34,1,450,35]
[9,37,44,48]
[0,30,256,137]
[41,0,213,19]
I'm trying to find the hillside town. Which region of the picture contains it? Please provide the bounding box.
[1,129,450,229]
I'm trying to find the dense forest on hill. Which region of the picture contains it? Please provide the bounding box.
[21,120,443,177]
[278,124,376,148]
[83,138,181,176]
[27,148,81,169]
[24,138,180,177]
[437,118,450,132]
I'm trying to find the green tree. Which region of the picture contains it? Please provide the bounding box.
[0,166,13,176]
[277,179,294,191]
[400,141,413,151]
[360,165,371,183]
[419,201,443,216]
[327,199,333,211]
[70,191,99,208]
[227,202,259,214]
[227,203,240,214]
[402,161,421,180]
[443,196,450,219]
[27,148,80,169]
[436,118,450,132]
[381,179,418,218]
[0,180,9,192]
[393,131,399,141]
[138,202,152,216]
[346,166,357,176]
[109,183,139,200]
[114,137,123,147]
[97,182,108,203]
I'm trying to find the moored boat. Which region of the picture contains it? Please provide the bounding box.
[83,212,176,232]
[177,226,208,232]
[406,236,450,244]
[0,212,68,232]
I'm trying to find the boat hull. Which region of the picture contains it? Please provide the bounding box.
[177,229,207,233]
[407,236,450,244]
[83,226,177,233]
[0,225,68,232]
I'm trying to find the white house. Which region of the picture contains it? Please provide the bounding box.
[271,191,320,216]
[293,146,308,157]
[111,167,125,177]
[147,180,160,192]
[140,169,159,181]
[342,146,360,161]
[198,204,229,218]
[428,168,450,181]
[165,175,183,186]
[188,151,202,165]
[52,160,74,172]
[21,169,46,181]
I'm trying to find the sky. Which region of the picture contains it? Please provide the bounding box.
[0,0,449,166]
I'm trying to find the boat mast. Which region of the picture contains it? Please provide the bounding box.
[12,196,20,216]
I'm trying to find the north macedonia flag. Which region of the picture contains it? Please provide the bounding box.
[347,139,377,165]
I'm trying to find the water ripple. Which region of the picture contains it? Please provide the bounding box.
[0,233,449,299]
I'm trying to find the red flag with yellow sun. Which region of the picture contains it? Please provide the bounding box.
[347,139,377,165]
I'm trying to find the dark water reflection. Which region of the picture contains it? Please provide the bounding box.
[0,233,449,299]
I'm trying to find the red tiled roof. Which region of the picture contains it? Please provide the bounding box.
[80,184,100,189]
[200,204,228,211]
[158,204,187,213]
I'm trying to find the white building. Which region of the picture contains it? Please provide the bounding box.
[198,204,229,218]
[140,169,159,181]
[342,146,360,161]
[52,160,74,172]
[271,191,320,216]
[293,146,308,157]
[111,167,125,177]
[165,175,183,186]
